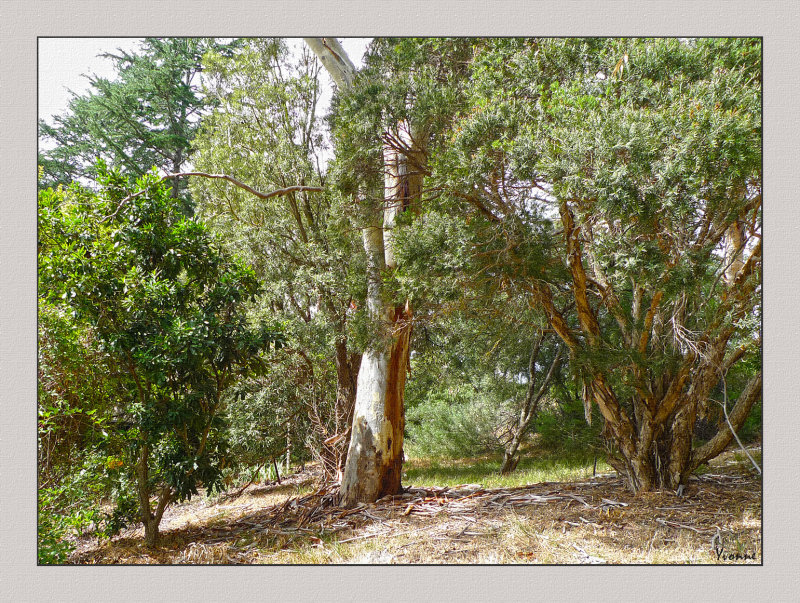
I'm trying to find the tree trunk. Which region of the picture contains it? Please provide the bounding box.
[337,221,396,504]
[337,210,413,506]
[338,124,423,506]
[500,337,562,474]
[303,38,356,89]
[136,442,173,548]
[606,370,761,492]
[136,443,156,546]
[333,342,360,477]
[285,427,291,476]
[305,38,425,506]
[318,339,360,483]
[623,418,694,492]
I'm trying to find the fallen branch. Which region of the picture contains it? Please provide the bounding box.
[337,528,421,544]
[656,518,713,534]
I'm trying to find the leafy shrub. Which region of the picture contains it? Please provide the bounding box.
[38,489,75,565]
[39,167,281,546]
[405,388,506,458]
[534,394,604,453]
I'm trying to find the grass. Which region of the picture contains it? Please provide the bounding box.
[404,446,611,489]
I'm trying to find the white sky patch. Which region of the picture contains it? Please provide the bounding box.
[39,37,371,123]
[38,38,144,123]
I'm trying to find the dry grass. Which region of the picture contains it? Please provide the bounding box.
[69,447,761,565]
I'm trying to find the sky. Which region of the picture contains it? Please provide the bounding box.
[38,37,372,124]
[38,38,143,123]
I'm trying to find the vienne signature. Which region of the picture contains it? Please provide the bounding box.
[711,530,758,562]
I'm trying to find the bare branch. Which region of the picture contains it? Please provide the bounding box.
[102,172,324,222]
[689,370,761,472]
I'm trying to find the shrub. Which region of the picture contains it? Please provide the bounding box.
[405,388,506,458]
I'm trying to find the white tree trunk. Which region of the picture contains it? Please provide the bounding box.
[303,38,356,88]
[306,38,419,506]
[338,139,415,506]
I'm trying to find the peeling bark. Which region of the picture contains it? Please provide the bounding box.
[338,127,421,506]
[305,36,429,506]
[538,192,760,493]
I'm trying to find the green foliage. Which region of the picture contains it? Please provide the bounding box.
[224,371,310,471]
[406,387,506,459]
[409,38,761,477]
[38,165,279,548]
[697,351,763,444]
[38,488,75,564]
[37,448,138,563]
[38,302,115,484]
[38,37,763,532]
[192,39,365,474]
[534,395,604,453]
[39,38,240,201]
[403,302,561,458]
[737,400,762,444]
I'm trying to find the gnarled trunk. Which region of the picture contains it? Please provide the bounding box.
[539,194,761,493]
[604,370,761,492]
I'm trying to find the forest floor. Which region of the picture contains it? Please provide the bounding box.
[69,446,761,565]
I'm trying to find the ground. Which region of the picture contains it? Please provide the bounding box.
[68,446,761,565]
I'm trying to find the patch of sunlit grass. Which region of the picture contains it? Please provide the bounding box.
[404,448,611,489]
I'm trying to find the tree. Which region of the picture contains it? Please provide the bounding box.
[499,332,563,474]
[310,37,482,504]
[401,310,565,469]
[307,38,433,505]
[190,38,363,482]
[39,38,239,202]
[426,38,761,491]
[39,165,280,546]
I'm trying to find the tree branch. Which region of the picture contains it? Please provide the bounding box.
[102,172,324,221]
[560,201,601,347]
[689,370,761,472]
[303,38,356,89]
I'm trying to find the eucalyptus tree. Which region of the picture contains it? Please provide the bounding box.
[307,37,408,505]
[308,38,478,505]
[428,37,761,491]
[190,39,363,482]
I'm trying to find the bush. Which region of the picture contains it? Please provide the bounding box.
[405,389,506,458]
[38,490,75,564]
[534,394,604,453]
